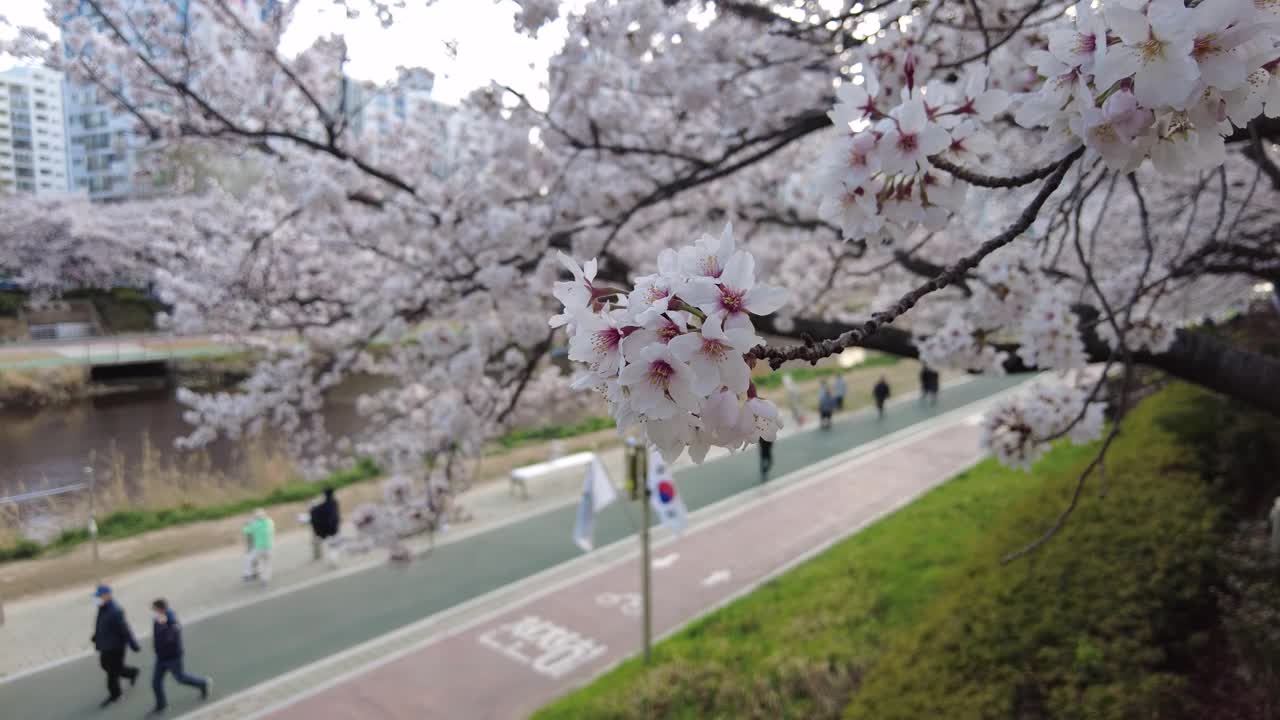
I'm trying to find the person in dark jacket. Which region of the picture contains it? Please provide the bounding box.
[758,438,773,481]
[919,365,940,406]
[150,598,211,714]
[309,487,341,563]
[873,376,891,419]
[818,380,836,430]
[92,584,140,707]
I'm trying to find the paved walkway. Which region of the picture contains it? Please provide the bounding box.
[267,409,992,720]
[0,374,1025,719]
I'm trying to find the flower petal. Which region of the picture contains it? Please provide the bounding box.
[1106,5,1150,45]
[744,285,787,315]
[719,357,751,394]
[720,250,755,291]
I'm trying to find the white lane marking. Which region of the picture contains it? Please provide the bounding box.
[651,553,679,570]
[701,570,732,588]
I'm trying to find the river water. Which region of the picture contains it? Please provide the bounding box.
[0,380,376,499]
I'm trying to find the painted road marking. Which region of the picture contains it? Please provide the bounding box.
[652,552,679,569]
[595,592,642,617]
[702,569,732,587]
[477,615,607,679]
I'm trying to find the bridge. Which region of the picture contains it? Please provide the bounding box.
[0,334,240,372]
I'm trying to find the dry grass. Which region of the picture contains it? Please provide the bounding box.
[0,435,297,548]
[88,434,298,515]
[0,367,89,408]
[0,317,24,341]
[0,350,57,364]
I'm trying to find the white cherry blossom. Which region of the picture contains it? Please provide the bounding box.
[617,344,700,421]
[877,97,952,175]
[1094,0,1199,109]
[667,312,760,395]
[679,251,788,323]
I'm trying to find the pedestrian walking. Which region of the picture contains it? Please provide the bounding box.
[242,508,275,582]
[919,365,940,406]
[91,584,140,708]
[833,374,847,411]
[781,373,805,427]
[149,598,211,715]
[818,380,836,430]
[758,438,773,481]
[309,488,342,565]
[873,376,891,419]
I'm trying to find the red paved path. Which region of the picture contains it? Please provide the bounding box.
[268,419,984,720]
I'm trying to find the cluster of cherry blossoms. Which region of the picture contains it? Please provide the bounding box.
[817,64,1009,244]
[916,245,1092,375]
[818,0,1280,246]
[551,225,788,463]
[981,380,1108,470]
[1016,0,1280,173]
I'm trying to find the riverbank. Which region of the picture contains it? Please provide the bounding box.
[0,355,930,599]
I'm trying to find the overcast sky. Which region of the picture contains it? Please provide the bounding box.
[0,0,573,105]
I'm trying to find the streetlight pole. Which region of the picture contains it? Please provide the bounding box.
[85,466,99,577]
[627,440,653,664]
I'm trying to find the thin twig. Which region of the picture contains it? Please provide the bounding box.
[1001,359,1135,564]
[750,145,1083,369]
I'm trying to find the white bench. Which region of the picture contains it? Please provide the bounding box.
[510,451,595,500]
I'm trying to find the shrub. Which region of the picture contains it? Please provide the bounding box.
[0,539,42,563]
[0,291,22,317]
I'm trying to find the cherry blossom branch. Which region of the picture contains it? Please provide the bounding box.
[928,153,1078,188]
[750,145,1084,369]
[493,331,554,425]
[936,0,1051,70]
[1243,124,1280,191]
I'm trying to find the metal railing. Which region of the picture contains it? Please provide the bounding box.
[0,475,95,626]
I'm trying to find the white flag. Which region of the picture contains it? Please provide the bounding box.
[647,447,688,535]
[572,457,618,552]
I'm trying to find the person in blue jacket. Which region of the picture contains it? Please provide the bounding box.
[149,598,212,715]
[92,584,140,707]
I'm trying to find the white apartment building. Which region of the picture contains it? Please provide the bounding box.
[0,66,71,196]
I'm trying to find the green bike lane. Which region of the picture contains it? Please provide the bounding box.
[0,374,1025,719]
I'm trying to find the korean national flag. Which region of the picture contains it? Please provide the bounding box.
[647,448,688,534]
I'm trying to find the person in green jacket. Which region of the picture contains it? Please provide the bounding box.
[242,509,275,582]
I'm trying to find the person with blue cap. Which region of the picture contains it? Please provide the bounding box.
[91,584,141,707]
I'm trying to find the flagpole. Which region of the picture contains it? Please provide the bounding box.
[637,443,653,664]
